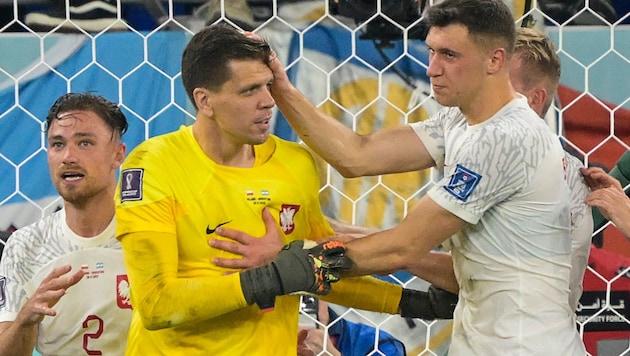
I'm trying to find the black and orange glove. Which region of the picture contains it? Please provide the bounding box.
[240,240,352,311]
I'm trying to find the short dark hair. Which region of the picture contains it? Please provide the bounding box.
[46,92,128,138]
[426,0,516,56]
[181,23,272,109]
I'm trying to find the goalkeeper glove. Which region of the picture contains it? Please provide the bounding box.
[240,240,352,311]
[399,285,458,320]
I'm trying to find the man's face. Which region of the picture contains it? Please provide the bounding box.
[425,25,489,109]
[47,111,124,206]
[208,59,275,146]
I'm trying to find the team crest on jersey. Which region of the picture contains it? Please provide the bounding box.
[280,204,301,234]
[120,168,144,202]
[444,164,482,202]
[0,277,5,307]
[117,275,132,309]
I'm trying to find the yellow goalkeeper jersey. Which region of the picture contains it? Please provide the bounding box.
[115,125,385,355]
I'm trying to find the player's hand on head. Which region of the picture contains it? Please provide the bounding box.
[210,207,283,270]
[18,265,84,325]
[242,31,288,89]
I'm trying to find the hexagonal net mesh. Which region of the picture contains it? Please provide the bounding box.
[0,1,629,355]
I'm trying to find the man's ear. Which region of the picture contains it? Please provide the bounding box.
[113,143,126,170]
[529,87,548,116]
[193,87,213,117]
[487,48,507,74]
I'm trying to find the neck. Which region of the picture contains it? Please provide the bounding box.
[63,189,115,237]
[461,75,518,125]
[192,119,255,167]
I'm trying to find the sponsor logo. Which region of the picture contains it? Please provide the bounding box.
[120,168,144,202]
[206,221,232,235]
[444,164,482,202]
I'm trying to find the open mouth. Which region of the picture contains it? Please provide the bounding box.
[62,172,85,181]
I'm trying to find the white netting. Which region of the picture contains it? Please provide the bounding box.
[0,1,629,355]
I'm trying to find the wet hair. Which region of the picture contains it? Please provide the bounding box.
[46,92,128,139]
[425,0,516,56]
[514,27,561,114]
[181,23,272,109]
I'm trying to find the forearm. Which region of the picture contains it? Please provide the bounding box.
[406,251,459,294]
[343,230,412,277]
[342,196,466,278]
[326,216,378,237]
[0,321,37,356]
[273,85,367,177]
[322,276,402,314]
[121,232,248,330]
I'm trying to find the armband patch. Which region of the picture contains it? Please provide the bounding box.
[120,168,144,202]
[444,164,481,202]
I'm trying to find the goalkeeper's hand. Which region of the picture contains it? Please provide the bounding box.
[240,240,353,311]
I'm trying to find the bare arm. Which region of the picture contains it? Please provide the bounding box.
[0,265,84,356]
[325,216,378,237]
[210,213,374,270]
[326,216,459,293]
[264,45,435,177]
[407,251,458,294]
[342,195,466,277]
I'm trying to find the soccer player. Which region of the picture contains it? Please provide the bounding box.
[509,27,592,312]
[0,93,130,355]
[226,0,586,354]
[115,23,449,355]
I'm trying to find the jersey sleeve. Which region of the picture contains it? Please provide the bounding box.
[121,230,249,330]
[409,108,449,169]
[428,126,527,224]
[0,230,30,322]
[115,143,177,237]
[322,276,402,314]
[116,142,251,329]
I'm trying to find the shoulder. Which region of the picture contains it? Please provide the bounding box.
[269,135,316,161]
[124,127,188,165]
[1,212,62,260]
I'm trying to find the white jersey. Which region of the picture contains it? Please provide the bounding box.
[411,97,586,355]
[0,209,131,356]
[565,153,592,312]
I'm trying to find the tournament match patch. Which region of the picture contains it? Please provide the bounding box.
[444,164,482,202]
[120,168,144,202]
